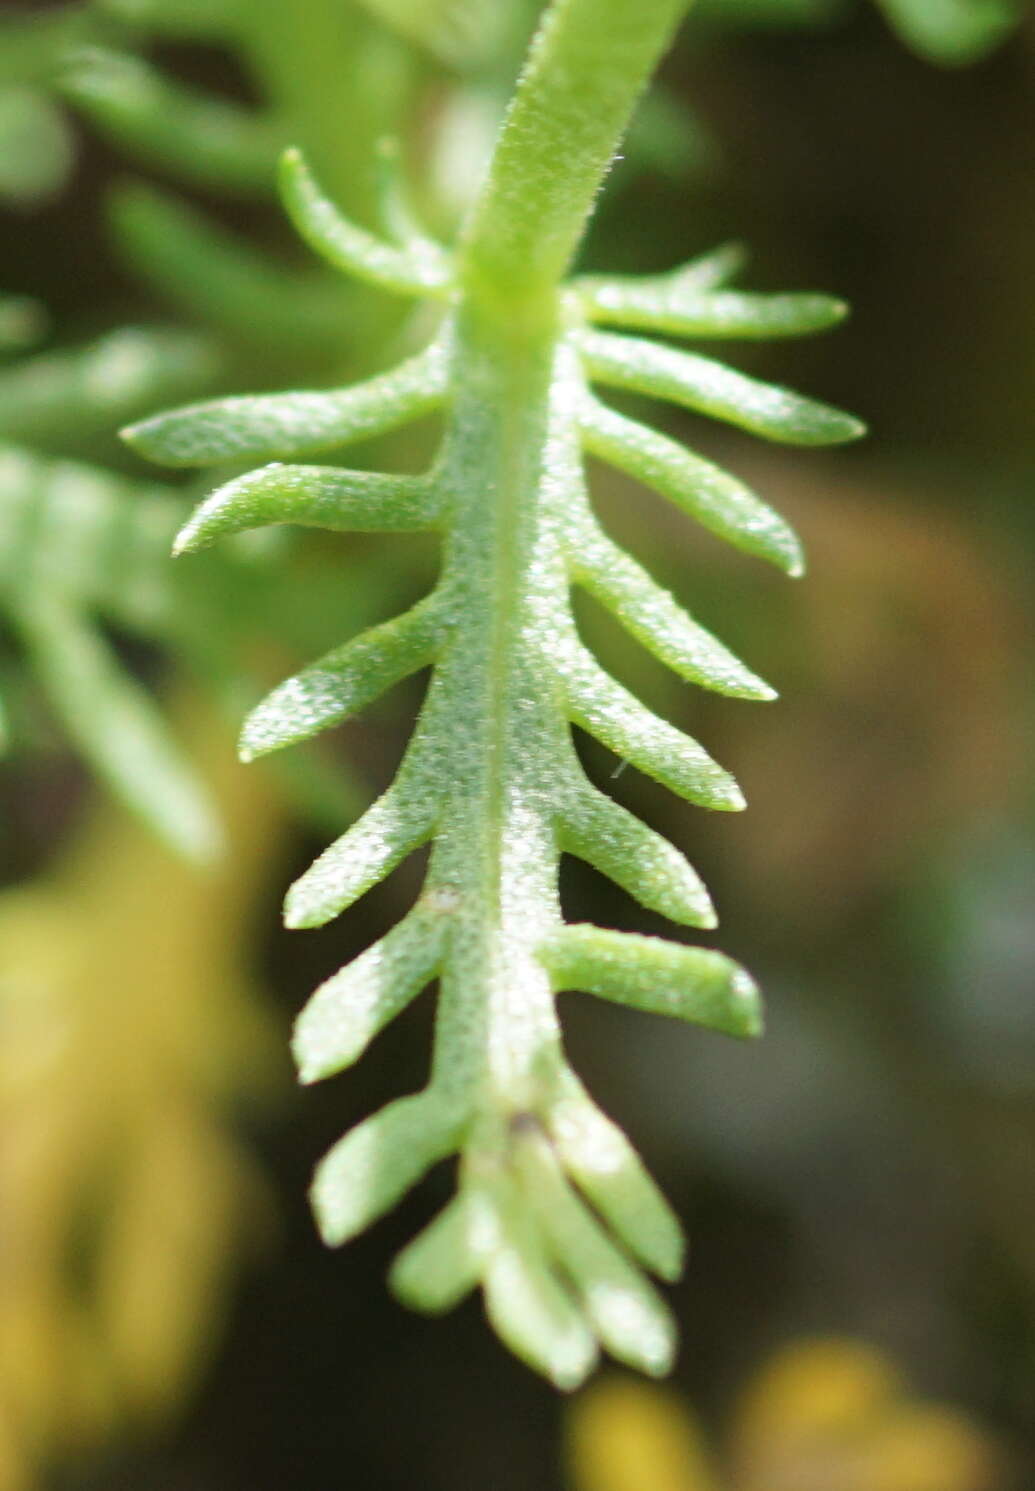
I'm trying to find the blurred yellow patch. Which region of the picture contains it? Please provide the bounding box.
[566,1340,1007,1491]
[0,696,285,1489]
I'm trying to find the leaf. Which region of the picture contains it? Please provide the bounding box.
[279,148,452,296]
[579,396,804,574]
[558,776,717,928]
[574,243,747,303]
[12,597,219,861]
[283,770,441,929]
[293,911,447,1083]
[118,0,863,1385]
[310,1093,460,1246]
[58,49,278,193]
[579,328,865,445]
[541,925,763,1038]
[543,1068,684,1281]
[0,86,74,206]
[563,646,745,810]
[567,510,776,693]
[577,281,848,340]
[389,1193,487,1314]
[482,1184,599,1391]
[174,463,442,553]
[239,594,444,759]
[514,1130,676,1376]
[0,328,222,449]
[123,340,449,466]
[0,445,183,619]
[110,183,348,353]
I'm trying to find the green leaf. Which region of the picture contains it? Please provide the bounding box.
[567,510,776,694]
[0,445,183,625]
[0,86,74,206]
[119,0,863,1385]
[563,645,745,810]
[579,396,805,574]
[514,1130,676,1376]
[239,594,445,759]
[573,244,748,308]
[293,911,447,1083]
[310,1093,460,1246]
[174,464,442,554]
[541,925,763,1038]
[577,280,848,340]
[283,770,441,929]
[389,1193,486,1314]
[58,49,278,193]
[543,1069,684,1281]
[12,597,219,861]
[579,328,865,445]
[0,328,222,450]
[123,340,449,466]
[558,775,716,928]
[110,183,348,354]
[279,148,452,296]
[482,1184,599,1391]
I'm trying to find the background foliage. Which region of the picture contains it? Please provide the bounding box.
[1,0,1033,1487]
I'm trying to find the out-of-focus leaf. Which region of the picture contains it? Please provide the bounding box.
[0,9,91,87]
[0,445,184,627]
[12,596,220,861]
[0,327,222,450]
[0,296,47,354]
[110,182,351,354]
[355,0,506,66]
[58,49,279,194]
[0,86,75,207]
[623,87,717,182]
[873,0,1021,61]
[95,0,242,39]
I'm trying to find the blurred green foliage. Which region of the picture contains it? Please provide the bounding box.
[1,0,1033,1487]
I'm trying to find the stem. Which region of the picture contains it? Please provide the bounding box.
[424,302,575,1118]
[461,0,689,301]
[428,0,690,1125]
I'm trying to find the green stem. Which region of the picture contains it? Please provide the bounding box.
[461,0,689,301]
[424,0,692,1122]
[424,302,573,1118]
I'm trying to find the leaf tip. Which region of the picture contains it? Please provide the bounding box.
[724,780,747,812]
[171,522,199,556]
[291,1033,323,1086]
[283,890,317,931]
[732,966,764,1039]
